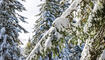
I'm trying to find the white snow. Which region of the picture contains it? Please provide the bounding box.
[55,32,63,40]
[0,56,4,60]
[1,27,6,35]
[44,37,52,51]
[0,33,1,39]
[3,34,7,44]
[80,39,90,60]
[99,50,105,60]
[77,39,82,46]
[0,0,3,5]
[0,27,6,39]
[26,0,83,59]
[61,0,82,18]
[53,17,70,32]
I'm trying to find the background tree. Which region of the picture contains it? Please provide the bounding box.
[0,0,27,60]
[25,0,71,60]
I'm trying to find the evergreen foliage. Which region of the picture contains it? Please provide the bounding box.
[26,0,105,60]
[25,0,70,60]
[0,0,27,60]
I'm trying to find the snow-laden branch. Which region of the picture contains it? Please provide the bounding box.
[80,1,105,60]
[26,0,82,60]
[61,0,81,18]
[26,27,57,60]
[81,25,105,60]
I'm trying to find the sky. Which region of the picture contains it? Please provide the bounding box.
[18,0,41,47]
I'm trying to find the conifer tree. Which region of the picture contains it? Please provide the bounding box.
[25,0,70,60]
[32,0,69,46]
[0,0,27,60]
[27,0,105,60]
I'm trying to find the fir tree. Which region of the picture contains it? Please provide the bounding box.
[25,0,70,60]
[27,0,105,60]
[0,0,27,60]
[32,0,69,46]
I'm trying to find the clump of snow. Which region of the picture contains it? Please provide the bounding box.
[0,0,3,5]
[77,39,82,46]
[80,39,91,60]
[44,37,52,51]
[0,27,6,39]
[53,17,70,32]
[54,31,63,40]
[99,50,105,60]
[1,27,6,35]
[83,24,88,33]
[3,34,7,43]
[61,0,82,18]
[0,33,1,39]
[0,56,4,60]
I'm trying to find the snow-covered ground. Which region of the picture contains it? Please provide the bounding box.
[18,0,40,47]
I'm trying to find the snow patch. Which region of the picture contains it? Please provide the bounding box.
[44,37,52,51]
[0,0,3,5]
[0,27,6,39]
[61,0,82,18]
[0,56,4,60]
[99,50,105,60]
[53,17,70,32]
[1,27,6,35]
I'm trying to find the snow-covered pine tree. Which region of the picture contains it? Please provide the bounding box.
[26,0,105,60]
[25,0,70,60]
[32,0,69,47]
[26,0,82,60]
[26,0,83,60]
[0,0,27,60]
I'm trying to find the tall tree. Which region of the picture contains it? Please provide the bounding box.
[27,0,105,60]
[25,0,70,60]
[0,0,27,60]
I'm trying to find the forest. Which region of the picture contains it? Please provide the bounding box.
[0,0,105,60]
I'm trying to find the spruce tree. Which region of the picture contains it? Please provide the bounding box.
[25,0,70,60]
[0,0,27,60]
[32,0,69,46]
[27,0,105,60]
